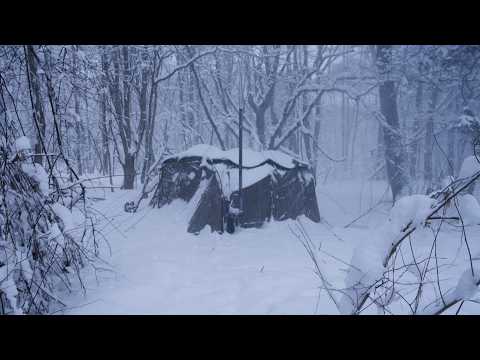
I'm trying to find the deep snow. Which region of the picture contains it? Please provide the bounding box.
[60,178,480,315]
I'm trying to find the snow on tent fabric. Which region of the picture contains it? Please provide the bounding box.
[150,145,321,233]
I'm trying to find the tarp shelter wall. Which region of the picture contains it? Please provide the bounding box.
[187,171,224,233]
[272,167,321,223]
[230,174,274,228]
[150,158,203,208]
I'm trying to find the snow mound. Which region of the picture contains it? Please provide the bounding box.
[338,239,385,314]
[339,194,435,314]
[388,195,436,231]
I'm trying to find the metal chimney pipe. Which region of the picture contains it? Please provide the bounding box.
[238,107,243,221]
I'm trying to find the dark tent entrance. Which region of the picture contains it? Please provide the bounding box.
[150,145,321,234]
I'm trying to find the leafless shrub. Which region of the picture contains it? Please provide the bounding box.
[297,136,480,315]
[0,120,107,314]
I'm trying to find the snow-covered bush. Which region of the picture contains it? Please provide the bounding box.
[0,135,101,314]
[300,151,480,315]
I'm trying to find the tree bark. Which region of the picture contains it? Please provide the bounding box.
[376,45,408,202]
[424,86,439,191]
[121,46,136,189]
[123,154,135,189]
[72,46,84,175]
[141,54,159,183]
[25,45,46,166]
[312,100,322,178]
[100,50,109,175]
[409,79,423,179]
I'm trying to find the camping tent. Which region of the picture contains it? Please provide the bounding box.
[149,144,321,233]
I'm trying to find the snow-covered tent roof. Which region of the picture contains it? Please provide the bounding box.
[164,144,309,170]
[214,162,276,197]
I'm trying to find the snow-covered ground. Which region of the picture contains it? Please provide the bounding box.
[60,179,480,314]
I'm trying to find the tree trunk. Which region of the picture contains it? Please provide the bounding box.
[188,69,197,144]
[301,45,313,164]
[447,127,456,177]
[141,65,158,184]
[289,47,300,154]
[312,101,322,179]
[121,46,135,189]
[123,154,135,189]
[178,70,187,146]
[99,47,113,189]
[25,45,46,166]
[100,92,110,176]
[424,86,439,192]
[72,46,84,176]
[255,108,266,146]
[409,79,423,180]
[376,45,408,202]
[85,94,93,173]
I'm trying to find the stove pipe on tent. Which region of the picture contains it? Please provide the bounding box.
[238,107,243,218]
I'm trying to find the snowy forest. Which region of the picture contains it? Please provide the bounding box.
[1,45,480,315]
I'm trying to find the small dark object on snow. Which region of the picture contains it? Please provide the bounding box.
[124,201,135,213]
[226,213,235,234]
